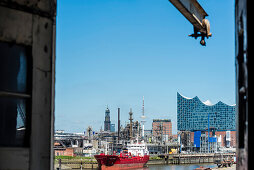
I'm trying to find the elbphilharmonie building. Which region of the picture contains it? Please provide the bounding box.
[177,92,236,131]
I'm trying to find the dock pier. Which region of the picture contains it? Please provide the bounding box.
[148,153,235,165]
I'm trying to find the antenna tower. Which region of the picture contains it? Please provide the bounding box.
[141,96,146,139]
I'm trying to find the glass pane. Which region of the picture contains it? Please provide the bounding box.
[0,41,32,93]
[0,97,30,147]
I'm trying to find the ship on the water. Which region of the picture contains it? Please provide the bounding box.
[94,140,149,169]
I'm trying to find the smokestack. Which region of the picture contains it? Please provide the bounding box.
[118,108,120,141]
[129,108,133,140]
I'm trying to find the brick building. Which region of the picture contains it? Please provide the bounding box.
[152,119,172,141]
[54,141,75,157]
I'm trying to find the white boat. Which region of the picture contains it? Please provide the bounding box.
[126,139,149,156]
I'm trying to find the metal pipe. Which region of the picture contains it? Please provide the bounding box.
[118,108,120,141]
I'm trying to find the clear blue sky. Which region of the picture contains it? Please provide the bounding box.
[55,0,235,134]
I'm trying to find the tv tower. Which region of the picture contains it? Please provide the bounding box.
[141,96,146,139]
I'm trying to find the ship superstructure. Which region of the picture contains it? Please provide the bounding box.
[94,140,149,169]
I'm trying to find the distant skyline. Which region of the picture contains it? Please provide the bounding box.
[55,0,235,134]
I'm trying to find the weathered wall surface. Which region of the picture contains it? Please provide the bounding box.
[0,0,56,169]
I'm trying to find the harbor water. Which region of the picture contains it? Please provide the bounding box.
[80,163,217,170]
[146,164,217,170]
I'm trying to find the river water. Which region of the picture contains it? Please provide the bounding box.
[140,164,217,170]
[80,163,219,170]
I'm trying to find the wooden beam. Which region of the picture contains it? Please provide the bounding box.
[168,0,208,32]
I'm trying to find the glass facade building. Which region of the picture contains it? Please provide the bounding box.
[177,92,236,131]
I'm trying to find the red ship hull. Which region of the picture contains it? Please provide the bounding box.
[94,154,149,170]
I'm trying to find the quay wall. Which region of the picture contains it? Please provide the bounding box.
[54,153,235,169]
[150,153,235,165]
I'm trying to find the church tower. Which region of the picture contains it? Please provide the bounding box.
[104,107,111,131]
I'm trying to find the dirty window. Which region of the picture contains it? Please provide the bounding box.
[0,41,31,147]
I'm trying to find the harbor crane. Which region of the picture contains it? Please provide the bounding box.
[168,0,212,46]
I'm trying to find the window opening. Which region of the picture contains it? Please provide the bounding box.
[0,41,32,147]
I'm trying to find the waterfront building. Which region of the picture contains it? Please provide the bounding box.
[177,92,237,149]
[152,119,172,142]
[190,130,237,149]
[200,133,218,153]
[104,107,111,131]
[54,141,75,156]
[177,92,236,131]
[193,131,218,153]
[110,124,115,132]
